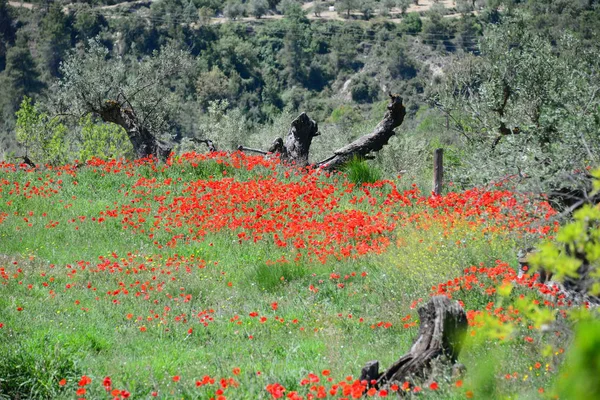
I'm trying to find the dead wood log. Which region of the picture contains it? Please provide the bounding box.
[237,115,318,166]
[316,94,406,170]
[238,94,406,170]
[99,100,172,162]
[15,155,36,168]
[361,296,467,390]
[237,145,268,155]
[282,113,320,167]
[518,248,600,305]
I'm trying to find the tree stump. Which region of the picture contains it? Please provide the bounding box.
[361,296,467,389]
[281,113,320,167]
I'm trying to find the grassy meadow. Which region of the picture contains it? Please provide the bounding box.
[0,152,573,399]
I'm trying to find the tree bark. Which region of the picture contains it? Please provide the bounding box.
[360,296,467,389]
[98,100,172,162]
[237,94,406,170]
[280,112,320,167]
[316,94,406,170]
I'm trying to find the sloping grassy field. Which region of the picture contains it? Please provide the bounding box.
[0,152,571,399]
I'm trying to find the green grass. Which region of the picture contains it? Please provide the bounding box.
[0,156,575,399]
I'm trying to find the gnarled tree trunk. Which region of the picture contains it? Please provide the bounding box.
[317,94,407,170]
[281,112,320,167]
[237,94,407,170]
[360,296,467,389]
[99,100,172,162]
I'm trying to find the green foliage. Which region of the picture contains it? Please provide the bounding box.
[400,12,422,34]
[73,5,107,43]
[530,203,600,295]
[385,40,419,80]
[15,97,68,166]
[39,4,73,78]
[0,34,44,127]
[195,67,235,107]
[77,115,133,162]
[312,0,325,17]
[435,15,600,195]
[54,39,193,145]
[422,10,455,50]
[556,319,600,400]
[0,0,15,71]
[15,97,133,164]
[335,0,358,18]
[249,0,270,18]
[197,99,248,150]
[343,156,382,186]
[224,0,245,20]
[327,104,360,124]
[276,0,303,15]
[349,74,379,103]
[358,0,375,19]
[397,0,411,14]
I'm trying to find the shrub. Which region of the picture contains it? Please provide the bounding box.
[349,74,379,104]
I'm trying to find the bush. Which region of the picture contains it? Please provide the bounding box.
[400,12,422,34]
[349,74,379,103]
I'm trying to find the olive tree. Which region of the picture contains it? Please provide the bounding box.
[52,39,193,161]
[434,16,600,205]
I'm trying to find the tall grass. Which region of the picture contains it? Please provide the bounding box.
[343,156,382,186]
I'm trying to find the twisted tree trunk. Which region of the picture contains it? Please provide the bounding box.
[317,94,406,170]
[99,100,172,162]
[360,296,467,389]
[237,94,407,170]
[281,113,320,167]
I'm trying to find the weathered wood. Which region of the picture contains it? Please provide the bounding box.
[237,115,318,167]
[16,155,36,168]
[433,148,444,196]
[360,360,381,386]
[99,100,172,162]
[281,113,319,167]
[238,94,406,170]
[237,145,268,155]
[364,296,467,389]
[268,138,284,154]
[317,94,406,170]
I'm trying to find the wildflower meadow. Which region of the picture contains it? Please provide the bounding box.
[0,152,587,399]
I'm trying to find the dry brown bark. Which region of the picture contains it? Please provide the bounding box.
[359,296,467,389]
[238,94,407,170]
[316,94,406,170]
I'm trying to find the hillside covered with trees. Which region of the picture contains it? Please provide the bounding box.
[1,0,598,193]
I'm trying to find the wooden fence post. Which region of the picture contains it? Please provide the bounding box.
[433,148,443,196]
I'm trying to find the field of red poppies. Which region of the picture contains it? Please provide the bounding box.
[0,152,578,399]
